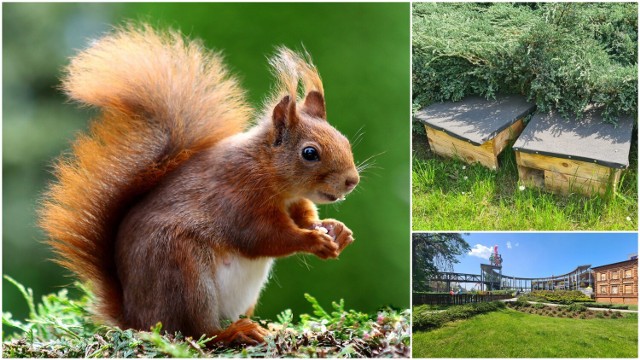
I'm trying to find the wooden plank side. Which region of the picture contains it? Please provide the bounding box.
[544,170,607,196]
[425,126,498,169]
[515,152,544,187]
[516,151,613,183]
[610,169,622,193]
[492,118,525,156]
[429,136,496,169]
[517,165,544,188]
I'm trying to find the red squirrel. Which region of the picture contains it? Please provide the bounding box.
[39,24,359,344]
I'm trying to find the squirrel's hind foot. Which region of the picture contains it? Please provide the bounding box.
[212,318,269,346]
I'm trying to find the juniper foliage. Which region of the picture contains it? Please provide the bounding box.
[412,2,638,125]
[2,277,410,358]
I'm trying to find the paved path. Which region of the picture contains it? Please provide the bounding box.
[503,298,638,313]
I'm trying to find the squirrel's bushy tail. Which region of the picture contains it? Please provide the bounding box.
[39,24,251,325]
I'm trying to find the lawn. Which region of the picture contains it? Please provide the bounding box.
[412,308,638,358]
[412,134,638,231]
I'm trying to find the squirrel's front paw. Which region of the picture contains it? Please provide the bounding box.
[318,219,354,253]
[306,230,340,259]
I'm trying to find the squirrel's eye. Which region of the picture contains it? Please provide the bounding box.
[302,146,320,161]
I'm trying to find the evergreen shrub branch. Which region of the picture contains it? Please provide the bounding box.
[412,2,638,125]
[2,276,409,358]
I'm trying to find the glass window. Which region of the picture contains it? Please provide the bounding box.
[612,286,618,294]
[625,269,632,278]
[625,285,632,294]
[600,286,607,294]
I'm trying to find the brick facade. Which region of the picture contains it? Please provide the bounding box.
[592,258,638,305]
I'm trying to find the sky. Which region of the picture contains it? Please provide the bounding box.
[453,233,638,283]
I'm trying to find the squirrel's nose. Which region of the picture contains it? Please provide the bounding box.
[345,175,359,191]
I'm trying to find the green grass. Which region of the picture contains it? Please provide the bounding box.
[413,309,638,358]
[412,134,638,230]
[2,277,409,358]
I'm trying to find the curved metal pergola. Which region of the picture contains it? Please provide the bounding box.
[481,264,593,291]
[429,264,594,292]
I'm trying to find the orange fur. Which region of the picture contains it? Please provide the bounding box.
[40,24,359,344]
[40,24,250,326]
[211,318,269,345]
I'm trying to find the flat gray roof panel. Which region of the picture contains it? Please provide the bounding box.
[414,95,536,145]
[512,109,634,169]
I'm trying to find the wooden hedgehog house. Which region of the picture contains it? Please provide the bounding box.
[512,108,634,196]
[414,95,536,170]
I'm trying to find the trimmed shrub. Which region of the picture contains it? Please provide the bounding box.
[567,303,588,312]
[581,302,629,310]
[413,312,450,331]
[523,290,594,304]
[413,301,506,331]
[413,2,637,125]
[512,298,531,308]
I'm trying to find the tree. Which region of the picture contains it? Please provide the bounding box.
[412,233,470,292]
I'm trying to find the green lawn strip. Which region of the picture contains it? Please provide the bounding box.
[412,136,638,231]
[412,309,638,358]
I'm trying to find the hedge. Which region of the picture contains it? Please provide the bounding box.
[519,290,594,304]
[413,301,506,331]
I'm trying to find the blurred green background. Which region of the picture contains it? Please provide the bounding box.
[2,3,410,327]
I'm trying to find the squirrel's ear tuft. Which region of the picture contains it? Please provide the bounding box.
[272,95,298,145]
[272,95,289,127]
[302,91,326,119]
[272,95,299,127]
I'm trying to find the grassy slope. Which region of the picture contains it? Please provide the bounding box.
[412,134,638,230]
[413,309,638,358]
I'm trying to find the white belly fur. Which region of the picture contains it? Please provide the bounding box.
[215,255,273,322]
